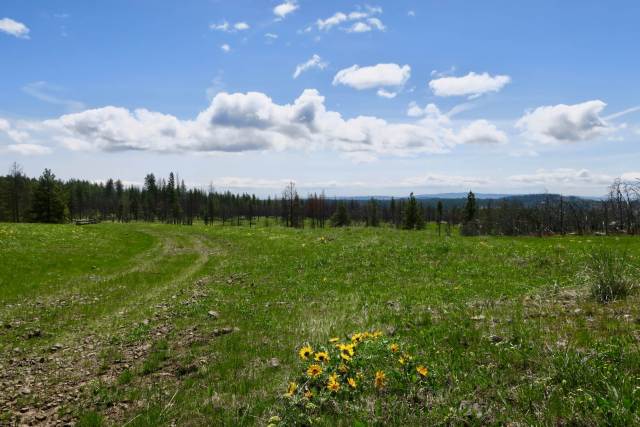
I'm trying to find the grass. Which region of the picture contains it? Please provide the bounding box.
[0,222,639,425]
[586,248,635,302]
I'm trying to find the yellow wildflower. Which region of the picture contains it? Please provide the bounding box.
[307,364,323,378]
[374,370,386,390]
[329,337,340,344]
[298,345,313,360]
[327,374,340,392]
[340,352,352,362]
[417,365,429,377]
[389,343,399,353]
[338,363,349,374]
[315,351,330,363]
[338,343,355,356]
[304,389,313,399]
[285,382,297,397]
[347,377,357,389]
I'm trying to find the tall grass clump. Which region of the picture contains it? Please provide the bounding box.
[586,248,634,303]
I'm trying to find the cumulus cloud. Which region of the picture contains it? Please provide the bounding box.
[516,100,612,143]
[0,117,30,143]
[38,89,504,160]
[456,120,508,145]
[333,64,411,93]
[274,2,298,19]
[220,43,231,53]
[0,17,30,39]
[429,72,511,98]
[293,54,327,79]
[315,7,384,33]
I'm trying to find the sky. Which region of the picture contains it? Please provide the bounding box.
[1,0,639,197]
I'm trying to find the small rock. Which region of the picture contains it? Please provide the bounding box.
[573,308,582,315]
[27,329,42,339]
[208,310,220,319]
[20,387,31,395]
[213,326,236,337]
[470,315,485,321]
[142,319,150,326]
[489,335,504,343]
[385,326,396,336]
[268,358,280,368]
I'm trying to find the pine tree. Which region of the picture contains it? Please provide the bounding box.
[436,200,444,236]
[416,202,425,229]
[366,198,380,226]
[464,191,477,222]
[403,193,419,229]
[31,169,66,223]
[331,202,350,227]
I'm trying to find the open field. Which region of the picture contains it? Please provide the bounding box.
[1,222,639,426]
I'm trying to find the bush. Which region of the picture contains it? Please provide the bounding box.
[587,248,634,303]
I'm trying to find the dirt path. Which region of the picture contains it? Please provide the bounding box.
[0,227,219,426]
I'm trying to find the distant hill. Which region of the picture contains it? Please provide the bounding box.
[339,193,603,207]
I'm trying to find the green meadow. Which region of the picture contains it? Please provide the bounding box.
[0,222,639,425]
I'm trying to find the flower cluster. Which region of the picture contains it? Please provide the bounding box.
[273,331,431,425]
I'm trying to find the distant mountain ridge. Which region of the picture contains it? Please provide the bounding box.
[342,193,603,202]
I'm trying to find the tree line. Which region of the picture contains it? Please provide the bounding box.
[0,164,638,236]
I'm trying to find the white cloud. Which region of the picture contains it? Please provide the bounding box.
[293,54,327,79]
[265,33,278,39]
[220,43,231,52]
[407,10,416,17]
[400,173,492,188]
[274,2,298,19]
[210,21,250,33]
[407,102,443,118]
[0,18,30,39]
[347,22,372,33]
[429,72,511,98]
[376,89,397,99]
[366,18,385,31]
[210,21,230,32]
[333,63,411,91]
[7,144,51,156]
[39,89,504,159]
[317,12,347,30]
[516,100,612,143]
[234,22,250,31]
[456,120,508,145]
[0,117,30,143]
[315,7,384,33]
[509,168,613,186]
[22,81,85,112]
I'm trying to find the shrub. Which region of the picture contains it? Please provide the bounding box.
[272,331,433,425]
[586,248,634,303]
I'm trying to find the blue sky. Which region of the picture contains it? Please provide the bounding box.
[1,0,639,196]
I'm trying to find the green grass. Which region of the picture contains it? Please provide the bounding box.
[0,222,639,425]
